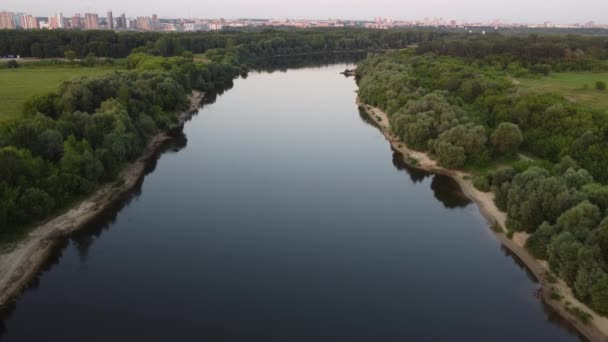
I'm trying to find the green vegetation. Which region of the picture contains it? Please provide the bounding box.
[2,27,608,319]
[550,287,563,301]
[518,72,608,112]
[565,304,593,324]
[0,52,242,235]
[0,28,452,59]
[545,272,558,284]
[1,28,443,236]
[0,65,119,121]
[356,33,608,315]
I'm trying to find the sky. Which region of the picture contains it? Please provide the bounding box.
[3,0,607,24]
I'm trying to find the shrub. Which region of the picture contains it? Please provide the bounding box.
[473,175,490,192]
[6,60,19,69]
[596,81,606,91]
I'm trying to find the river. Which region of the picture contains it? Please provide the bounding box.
[0,63,582,341]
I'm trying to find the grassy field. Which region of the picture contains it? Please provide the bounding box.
[518,72,608,112]
[0,66,119,122]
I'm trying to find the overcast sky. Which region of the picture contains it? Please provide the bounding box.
[3,0,607,24]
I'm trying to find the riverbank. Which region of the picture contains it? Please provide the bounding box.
[357,97,608,342]
[0,91,205,310]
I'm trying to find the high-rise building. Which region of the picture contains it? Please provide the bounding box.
[58,12,65,28]
[84,13,99,30]
[120,13,126,29]
[49,15,60,29]
[136,16,153,30]
[71,13,82,29]
[0,11,16,29]
[20,14,39,29]
[13,12,25,28]
[107,11,114,29]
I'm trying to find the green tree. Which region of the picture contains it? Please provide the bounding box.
[6,60,18,69]
[84,52,96,66]
[64,50,77,61]
[526,222,557,259]
[17,188,55,220]
[591,276,608,315]
[490,123,523,155]
[435,141,466,168]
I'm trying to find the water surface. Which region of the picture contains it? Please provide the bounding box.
[0,64,581,341]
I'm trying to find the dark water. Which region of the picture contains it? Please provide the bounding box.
[0,64,581,341]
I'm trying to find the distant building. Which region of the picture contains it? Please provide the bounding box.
[136,16,153,30]
[71,13,82,29]
[84,13,99,29]
[58,12,65,28]
[184,23,208,31]
[209,22,223,30]
[19,14,38,29]
[13,12,24,28]
[118,13,126,29]
[0,11,16,29]
[38,19,49,29]
[107,11,114,29]
[49,15,60,29]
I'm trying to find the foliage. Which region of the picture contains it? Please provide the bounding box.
[356,33,608,316]
[0,53,243,232]
[64,50,76,61]
[491,123,523,156]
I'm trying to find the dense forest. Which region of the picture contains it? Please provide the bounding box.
[356,34,608,315]
[417,33,608,71]
[0,28,450,59]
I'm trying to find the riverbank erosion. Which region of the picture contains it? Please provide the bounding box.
[357,97,608,342]
[0,91,205,309]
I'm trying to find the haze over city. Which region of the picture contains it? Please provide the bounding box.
[3,0,607,24]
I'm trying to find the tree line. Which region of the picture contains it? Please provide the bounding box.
[0,28,452,59]
[417,33,608,73]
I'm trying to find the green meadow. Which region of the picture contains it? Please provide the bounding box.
[518,72,608,112]
[0,65,118,122]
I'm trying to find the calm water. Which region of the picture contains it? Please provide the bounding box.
[0,64,581,341]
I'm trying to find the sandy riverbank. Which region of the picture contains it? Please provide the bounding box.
[0,91,205,310]
[357,97,608,342]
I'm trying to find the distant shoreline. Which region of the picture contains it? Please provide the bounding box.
[356,96,608,342]
[0,91,205,310]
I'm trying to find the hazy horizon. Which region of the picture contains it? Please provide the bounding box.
[3,0,607,24]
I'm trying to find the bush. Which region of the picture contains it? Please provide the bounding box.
[6,60,19,69]
[490,123,523,156]
[564,305,593,325]
[473,175,490,192]
[530,64,551,75]
[596,81,606,91]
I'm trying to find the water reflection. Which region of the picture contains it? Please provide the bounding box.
[357,106,382,129]
[249,52,365,73]
[72,129,190,263]
[430,175,471,209]
[391,150,431,184]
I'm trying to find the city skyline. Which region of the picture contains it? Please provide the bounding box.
[2,0,607,25]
